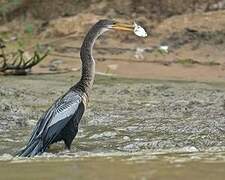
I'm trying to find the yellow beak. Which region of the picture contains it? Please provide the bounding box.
[111,22,134,32]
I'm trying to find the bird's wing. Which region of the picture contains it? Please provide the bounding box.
[26,91,83,146]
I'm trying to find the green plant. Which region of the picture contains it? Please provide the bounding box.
[0,0,22,21]
[176,58,199,66]
[24,24,34,34]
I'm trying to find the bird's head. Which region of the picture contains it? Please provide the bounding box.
[96,19,148,37]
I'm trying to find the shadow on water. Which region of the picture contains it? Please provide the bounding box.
[1,72,225,179]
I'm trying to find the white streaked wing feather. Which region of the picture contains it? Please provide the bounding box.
[47,92,82,128]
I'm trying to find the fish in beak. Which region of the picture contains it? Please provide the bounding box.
[111,21,148,37]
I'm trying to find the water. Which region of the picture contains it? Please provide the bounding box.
[1,152,225,180]
[1,73,225,179]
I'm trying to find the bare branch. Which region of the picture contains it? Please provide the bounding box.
[0,44,49,74]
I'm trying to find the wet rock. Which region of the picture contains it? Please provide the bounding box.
[0,153,13,161]
[0,103,10,111]
[1,73,225,154]
[181,146,199,152]
[123,136,130,141]
[89,132,117,139]
[121,144,140,152]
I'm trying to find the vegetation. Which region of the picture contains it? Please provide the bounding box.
[0,41,49,74]
[0,0,23,22]
[0,0,223,23]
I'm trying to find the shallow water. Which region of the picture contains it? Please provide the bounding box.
[1,151,225,180]
[1,73,225,179]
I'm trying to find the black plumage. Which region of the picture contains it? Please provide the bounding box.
[17,19,136,157]
[18,91,85,157]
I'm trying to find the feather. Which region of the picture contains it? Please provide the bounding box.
[17,91,85,157]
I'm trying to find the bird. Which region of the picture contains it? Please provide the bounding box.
[17,19,142,157]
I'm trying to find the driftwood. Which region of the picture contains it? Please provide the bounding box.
[0,41,49,75]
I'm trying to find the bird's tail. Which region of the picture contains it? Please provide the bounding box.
[16,138,44,157]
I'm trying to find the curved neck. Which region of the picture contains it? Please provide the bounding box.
[80,30,97,88]
[73,23,107,96]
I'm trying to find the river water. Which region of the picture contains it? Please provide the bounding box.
[0,73,225,179]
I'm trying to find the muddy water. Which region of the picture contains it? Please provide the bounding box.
[1,72,225,179]
[1,152,225,180]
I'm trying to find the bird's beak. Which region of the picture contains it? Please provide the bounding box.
[111,22,134,32]
[111,22,148,37]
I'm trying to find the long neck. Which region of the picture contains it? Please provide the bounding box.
[80,30,97,89]
[72,23,106,96]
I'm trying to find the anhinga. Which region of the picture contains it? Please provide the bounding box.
[17,19,147,157]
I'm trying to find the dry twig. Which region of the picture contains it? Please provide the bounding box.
[0,41,49,75]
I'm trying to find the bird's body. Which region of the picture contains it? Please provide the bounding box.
[18,89,86,156]
[17,19,146,157]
